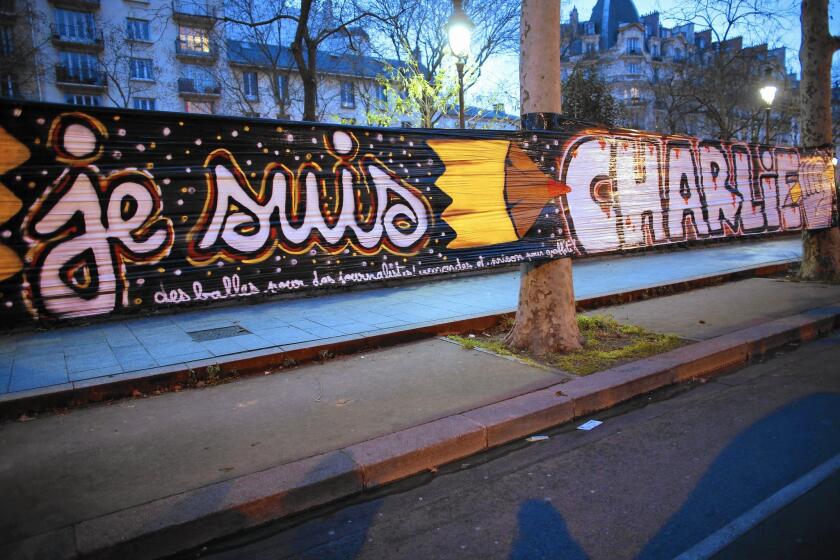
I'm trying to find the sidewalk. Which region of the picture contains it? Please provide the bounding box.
[1,275,838,559]
[0,237,800,398]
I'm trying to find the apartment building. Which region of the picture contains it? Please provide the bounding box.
[0,0,517,129]
[561,0,795,142]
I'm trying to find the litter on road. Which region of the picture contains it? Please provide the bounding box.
[578,420,604,431]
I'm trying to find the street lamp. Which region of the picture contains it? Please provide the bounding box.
[447,0,473,129]
[759,80,777,145]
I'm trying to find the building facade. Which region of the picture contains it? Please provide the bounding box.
[561,0,796,143]
[0,0,516,128]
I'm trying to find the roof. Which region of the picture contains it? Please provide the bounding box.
[590,0,640,49]
[226,39,404,79]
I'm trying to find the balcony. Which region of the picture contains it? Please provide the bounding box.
[48,0,100,10]
[178,77,221,98]
[172,1,216,26]
[50,24,103,52]
[175,39,217,63]
[55,65,107,91]
[625,48,642,56]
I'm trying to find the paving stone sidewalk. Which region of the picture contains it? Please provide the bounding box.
[0,237,800,395]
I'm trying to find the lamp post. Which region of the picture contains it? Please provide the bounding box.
[759,83,777,145]
[447,0,473,129]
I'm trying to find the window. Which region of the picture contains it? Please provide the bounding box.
[184,100,214,114]
[65,94,100,106]
[652,44,660,57]
[181,64,217,93]
[276,74,288,100]
[59,51,100,81]
[585,42,595,54]
[340,81,355,109]
[627,62,641,75]
[244,111,260,118]
[127,18,150,41]
[133,97,156,110]
[673,47,683,60]
[376,83,387,102]
[130,58,154,80]
[0,26,12,55]
[243,71,258,99]
[54,8,96,43]
[626,38,640,54]
[0,74,15,97]
[178,25,210,54]
[629,87,640,100]
[400,121,413,128]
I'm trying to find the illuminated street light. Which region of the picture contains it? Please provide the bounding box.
[447,0,473,129]
[759,69,777,145]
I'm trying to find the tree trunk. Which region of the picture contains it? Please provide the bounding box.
[799,0,840,281]
[505,1,582,355]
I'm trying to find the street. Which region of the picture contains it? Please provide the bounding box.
[190,331,840,560]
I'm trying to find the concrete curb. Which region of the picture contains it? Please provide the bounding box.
[4,299,836,560]
[0,260,795,419]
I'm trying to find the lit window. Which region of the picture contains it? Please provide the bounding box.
[178,25,210,54]
[133,97,156,110]
[130,58,154,80]
[340,81,355,109]
[127,18,151,41]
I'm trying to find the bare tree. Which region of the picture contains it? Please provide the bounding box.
[0,3,49,100]
[662,0,797,141]
[505,1,582,356]
[223,0,387,121]
[364,0,519,127]
[100,19,165,108]
[799,0,840,281]
[224,0,299,118]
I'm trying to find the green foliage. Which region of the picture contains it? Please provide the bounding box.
[562,66,623,127]
[366,54,460,128]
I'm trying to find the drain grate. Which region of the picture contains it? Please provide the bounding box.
[187,325,251,342]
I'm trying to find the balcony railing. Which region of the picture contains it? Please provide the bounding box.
[51,24,103,49]
[172,1,216,25]
[55,65,106,88]
[625,48,642,55]
[48,0,100,9]
[175,39,217,61]
[178,77,221,96]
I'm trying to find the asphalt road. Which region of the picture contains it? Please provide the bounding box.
[185,330,840,560]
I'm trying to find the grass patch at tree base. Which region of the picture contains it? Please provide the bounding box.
[448,315,685,376]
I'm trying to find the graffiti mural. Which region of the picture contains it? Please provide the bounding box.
[0,101,836,325]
